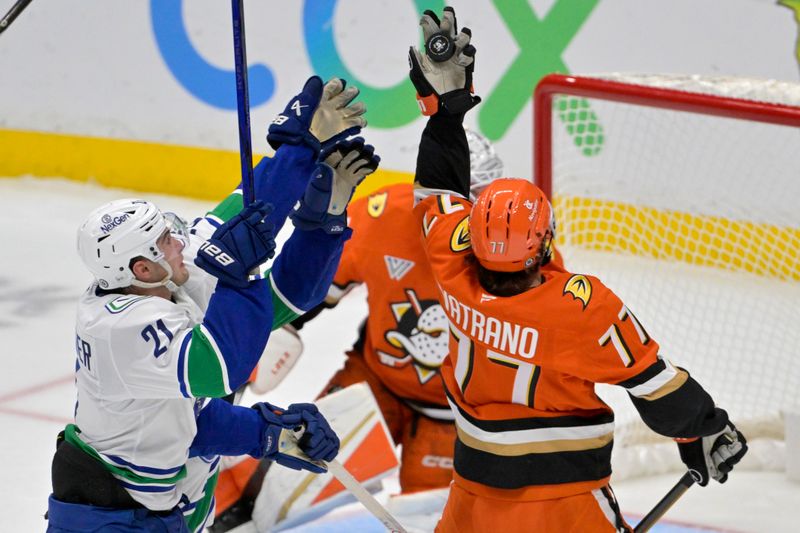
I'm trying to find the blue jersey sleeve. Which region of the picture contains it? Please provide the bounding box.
[270,227,349,313]
[184,280,273,397]
[189,398,266,458]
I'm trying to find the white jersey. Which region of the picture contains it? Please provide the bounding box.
[73,285,205,510]
[69,219,223,528]
[64,193,346,529]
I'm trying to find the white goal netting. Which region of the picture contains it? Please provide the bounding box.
[538,73,800,479]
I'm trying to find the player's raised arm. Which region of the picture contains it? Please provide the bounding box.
[409,6,479,199]
[266,137,380,325]
[201,76,368,234]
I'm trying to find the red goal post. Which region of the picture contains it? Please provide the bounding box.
[531,72,800,478]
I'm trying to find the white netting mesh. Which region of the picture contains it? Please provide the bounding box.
[545,73,800,479]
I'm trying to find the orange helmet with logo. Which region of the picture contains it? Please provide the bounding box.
[469,178,555,273]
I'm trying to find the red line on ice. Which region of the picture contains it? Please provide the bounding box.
[0,374,73,404]
[0,406,71,425]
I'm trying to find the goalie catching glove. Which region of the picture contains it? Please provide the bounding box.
[408,6,480,116]
[291,137,380,235]
[676,421,748,486]
[268,76,367,154]
[194,201,276,288]
[254,402,339,475]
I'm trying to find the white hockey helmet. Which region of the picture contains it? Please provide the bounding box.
[77,199,179,290]
[466,128,504,200]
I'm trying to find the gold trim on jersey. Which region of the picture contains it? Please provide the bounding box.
[640,369,689,401]
[456,426,614,456]
[422,212,438,237]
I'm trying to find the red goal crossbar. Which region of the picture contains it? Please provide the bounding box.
[533,73,800,198]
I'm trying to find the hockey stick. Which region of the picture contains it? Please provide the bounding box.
[633,471,696,532]
[0,0,34,35]
[285,427,408,532]
[230,0,255,205]
[325,459,408,533]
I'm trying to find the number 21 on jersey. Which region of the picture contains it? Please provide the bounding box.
[141,319,174,358]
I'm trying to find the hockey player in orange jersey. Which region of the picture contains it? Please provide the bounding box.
[210,133,521,532]
[408,7,749,533]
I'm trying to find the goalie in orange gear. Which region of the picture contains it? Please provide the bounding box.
[409,6,749,533]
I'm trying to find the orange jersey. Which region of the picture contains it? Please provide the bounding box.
[415,193,687,501]
[332,183,450,410]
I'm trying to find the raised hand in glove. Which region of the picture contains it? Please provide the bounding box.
[268,76,367,153]
[291,137,380,234]
[253,402,340,474]
[676,422,748,486]
[194,201,275,288]
[409,6,480,116]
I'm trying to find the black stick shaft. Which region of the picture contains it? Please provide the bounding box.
[231,0,254,206]
[634,471,696,533]
[0,0,34,35]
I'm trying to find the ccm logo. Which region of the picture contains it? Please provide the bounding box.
[421,455,453,469]
[200,242,235,266]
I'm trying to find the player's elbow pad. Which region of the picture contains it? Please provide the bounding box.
[629,374,728,438]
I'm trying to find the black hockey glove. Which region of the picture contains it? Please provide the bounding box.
[408,6,480,116]
[291,137,380,235]
[676,421,748,486]
[194,201,276,288]
[267,76,367,154]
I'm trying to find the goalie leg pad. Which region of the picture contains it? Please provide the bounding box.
[318,349,405,441]
[249,325,303,395]
[252,382,399,531]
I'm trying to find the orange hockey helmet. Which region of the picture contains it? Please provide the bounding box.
[469,178,555,273]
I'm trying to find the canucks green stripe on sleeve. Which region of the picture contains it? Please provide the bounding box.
[208,190,243,223]
[186,326,228,398]
[64,425,187,485]
[267,269,300,329]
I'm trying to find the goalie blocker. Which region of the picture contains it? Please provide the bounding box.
[252,382,399,531]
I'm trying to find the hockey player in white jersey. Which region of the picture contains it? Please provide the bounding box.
[46,76,379,533]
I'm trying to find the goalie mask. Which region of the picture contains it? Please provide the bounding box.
[469,179,555,273]
[77,199,188,290]
[466,128,504,200]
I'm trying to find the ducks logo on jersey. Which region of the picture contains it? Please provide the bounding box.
[377,289,448,384]
[563,274,592,310]
[367,192,388,218]
[450,216,471,252]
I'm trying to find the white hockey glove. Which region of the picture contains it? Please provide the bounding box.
[676,422,748,486]
[268,76,367,153]
[291,137,380,234]
[408,6,480,116]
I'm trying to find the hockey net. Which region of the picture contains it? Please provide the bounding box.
[534,73,800,479]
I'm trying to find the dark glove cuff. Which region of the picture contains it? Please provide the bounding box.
[440,89,481,115]
[267,131,322,156]
[676,439,709,486]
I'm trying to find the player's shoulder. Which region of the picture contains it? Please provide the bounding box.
[352,182,414,221]
[79,287,181,330]
[542,269,621,317]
